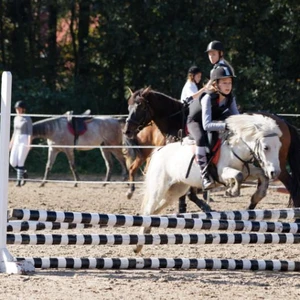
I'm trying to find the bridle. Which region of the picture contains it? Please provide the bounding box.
[126,96,153,133]
[229,132,278,177]
[126,94,188,134]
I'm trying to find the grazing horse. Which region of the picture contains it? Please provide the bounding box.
[123,87,300,208]
[134,114,283,253]
[32,114,128,187]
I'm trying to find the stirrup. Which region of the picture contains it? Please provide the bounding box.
[202,175,215,190]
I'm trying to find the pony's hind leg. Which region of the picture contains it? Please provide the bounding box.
[40,148,59,187]
[110,148,129,181]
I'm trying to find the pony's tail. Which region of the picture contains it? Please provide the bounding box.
[122,134,141,169]
[287,123,300,207]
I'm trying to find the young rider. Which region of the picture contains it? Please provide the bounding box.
[183,40,235,104]
[186,65,239,190]
[180,66,202,103]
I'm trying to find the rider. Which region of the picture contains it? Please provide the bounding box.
[186,65,239,190]
[180,66,202,103]
[9,100,32,186]
[183,40,235,105]
[206,40,235,79]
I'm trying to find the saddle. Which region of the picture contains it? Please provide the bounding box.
[66,109,93,145]
[183,131,222,183]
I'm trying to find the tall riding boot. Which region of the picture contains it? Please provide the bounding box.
[15,167,22,187]
[19,167,28,186]
[196,146,214,190]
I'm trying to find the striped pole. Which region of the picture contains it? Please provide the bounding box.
[11,208,300,225]
[162,208,300,221]
[15,257,300,271]
[7,233,300,246]
[6,221,94,232]
[9,209,300,232]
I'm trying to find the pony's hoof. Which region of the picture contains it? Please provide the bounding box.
[134,245,142,254]
[126,192,133,200]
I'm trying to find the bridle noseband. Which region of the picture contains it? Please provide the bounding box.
[126,97,153,133]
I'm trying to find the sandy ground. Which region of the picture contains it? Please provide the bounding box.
[1,175,300,300]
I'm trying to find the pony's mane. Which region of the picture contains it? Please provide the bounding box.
[227,114,282,143]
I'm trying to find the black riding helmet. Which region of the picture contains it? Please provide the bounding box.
[188,66,201,75]
[205,40,224,52]
[14,100,27,109]
[211,65,235,81]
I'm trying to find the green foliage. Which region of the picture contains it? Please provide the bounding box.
[1,0,300,173]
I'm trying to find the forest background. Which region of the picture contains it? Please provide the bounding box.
[0,0,299,175]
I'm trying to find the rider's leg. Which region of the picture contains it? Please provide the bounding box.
[187,121,214,190]
[195,146,214,190]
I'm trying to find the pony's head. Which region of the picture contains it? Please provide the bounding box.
[226,114,282,179]
[123,86,153,138]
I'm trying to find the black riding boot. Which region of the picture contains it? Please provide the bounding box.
[196,152,214,190]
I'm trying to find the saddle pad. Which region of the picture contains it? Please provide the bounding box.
[67,123,87,136]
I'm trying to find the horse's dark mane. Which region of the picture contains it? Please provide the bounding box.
[33,117,65,137]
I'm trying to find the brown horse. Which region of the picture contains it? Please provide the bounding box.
[123,87,300,210]
[123,123,165,199]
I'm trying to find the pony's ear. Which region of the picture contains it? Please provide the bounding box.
[142,86,151,96]
[127,86,134,96]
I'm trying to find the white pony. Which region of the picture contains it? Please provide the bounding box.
[135,114,282,253]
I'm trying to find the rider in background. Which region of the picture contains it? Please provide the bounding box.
[182,41,235,105]
[9,101,32,187]
[180,66,202,103]
[206,40,235,81]
[186,65,239,190]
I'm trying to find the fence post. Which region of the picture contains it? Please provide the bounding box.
[0,71,34,274]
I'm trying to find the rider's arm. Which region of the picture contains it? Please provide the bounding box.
[201,94,226,132]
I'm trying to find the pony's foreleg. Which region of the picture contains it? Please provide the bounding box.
[40,148,59,187]
[127,155,145,199]
[219,167,243,197]
[246,166,269,209]
[100,149,113,186]
[65,149,80,187]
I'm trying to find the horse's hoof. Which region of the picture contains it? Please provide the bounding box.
[134,245,142,254]
[127,192,133,199]
[39,183,45,188]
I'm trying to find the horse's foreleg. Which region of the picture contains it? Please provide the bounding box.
[246,166,269,210]
[100,149,113,186]
[219,167,243,197]
[187,187,212,212]
[127,155,145,199]
[40,148,59,187]
[65,150,80,187]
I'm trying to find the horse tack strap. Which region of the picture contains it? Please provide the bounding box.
[264,133,278,137]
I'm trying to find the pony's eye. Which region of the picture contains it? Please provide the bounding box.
[264,146,269,151]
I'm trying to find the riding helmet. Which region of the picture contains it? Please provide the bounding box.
[205,40,224,52]
[188,66,201,75]
[14,100,27,109]
[210,65,235,81]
